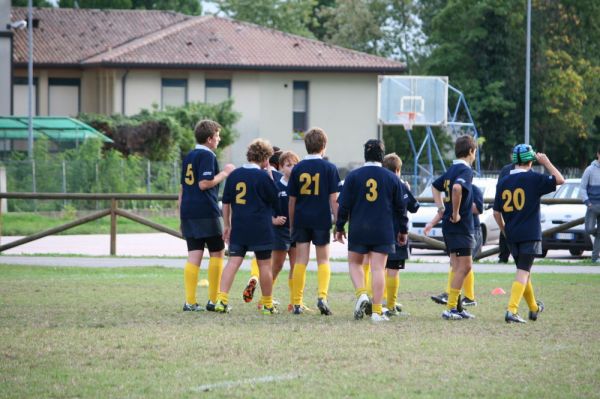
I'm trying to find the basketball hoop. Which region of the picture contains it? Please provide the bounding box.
[397,111,417,131]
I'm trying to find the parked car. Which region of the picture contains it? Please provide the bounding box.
[541,178,592,257]
[409,177,501,249]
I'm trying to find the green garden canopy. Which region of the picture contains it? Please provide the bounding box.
[0,117,113,143]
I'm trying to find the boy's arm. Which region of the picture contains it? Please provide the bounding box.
[536,153,565,186]
[222,203,231,243]
[424,212,442,236]
[493,210,505,234]
[432,186,444,214]
[329,192,339,225]
[451,184,462,223]
[580,167,591,206]
[199,163,235,191]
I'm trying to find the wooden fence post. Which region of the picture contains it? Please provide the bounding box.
[110,198,117,255]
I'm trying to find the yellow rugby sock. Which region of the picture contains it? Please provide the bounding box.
[355,288,368,298]
[184,262,199,304]
[217,291,229,305]
[446,269,454,294]
[207,257,223,303]
[523,280,539,311]
[463,270,475,300]
[250,258,260,279]
[386,275,399,310]
[363,264,372,297]
[292,263,307,306]
[447,288,461,310]
[262,295,273,309]
[317,263,331,300]
[372,303,383,315]
[507,281,526,314]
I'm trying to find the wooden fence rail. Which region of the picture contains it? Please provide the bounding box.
[0,192,587,257]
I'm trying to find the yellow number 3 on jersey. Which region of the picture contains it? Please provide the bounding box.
[366,178,378,202]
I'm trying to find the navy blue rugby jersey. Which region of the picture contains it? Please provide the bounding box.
[274,177,291,228]
[288,156,341,230]
[336,164,408,246]
[392,180,420,247]
[180,145,221,219]
[472,185,484,229]
[432,160,474,235]
[493,169,556,243]
[222,165,279,246]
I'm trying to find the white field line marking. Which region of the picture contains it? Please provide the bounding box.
[192,373,299,392]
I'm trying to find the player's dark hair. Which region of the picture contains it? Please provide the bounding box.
[455,135,477,158]
[364,139,385,163]
[269,146,283,169]
[194,119,222,144]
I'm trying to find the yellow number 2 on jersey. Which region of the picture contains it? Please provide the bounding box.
[236,182,247,204]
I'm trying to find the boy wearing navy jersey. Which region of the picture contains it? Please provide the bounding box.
[493,144,564,323]
[243,147,284,307]
[381,153,419,317]
[335,140,408,322]
[432,135,478,320]
[215,139,281,315]
[288,128,341,316]
[179,119,234,312]
[428,184,482,308]
[270,151,305,312]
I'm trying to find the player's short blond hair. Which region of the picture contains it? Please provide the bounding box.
[383,153,403,172]
[279,151,300,166]
[246,139,274,163]
[304,127,327,154]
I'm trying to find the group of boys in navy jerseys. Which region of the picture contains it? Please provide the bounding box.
[179,119,563,323]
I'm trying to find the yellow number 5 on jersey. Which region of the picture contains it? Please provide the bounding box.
[366,178,378,202]
[236,182,247,204]
[184,164,194,185]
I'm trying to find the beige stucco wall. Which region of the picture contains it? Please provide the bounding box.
[228,72,378,169]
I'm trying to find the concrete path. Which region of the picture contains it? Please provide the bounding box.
[1,255,598,274]
[0,233,597,274]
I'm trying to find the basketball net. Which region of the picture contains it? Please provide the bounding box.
[397,111,417,131]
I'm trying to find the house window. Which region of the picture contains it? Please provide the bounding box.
[293,81,308,139]
[49,78,80,116]
[162,78,188,109]
[12,77,38,116]
[205,79,231,104]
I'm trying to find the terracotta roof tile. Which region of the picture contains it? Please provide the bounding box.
[11,8,405,72]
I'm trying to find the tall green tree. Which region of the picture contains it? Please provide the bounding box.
[215,0,316,37]
[419,0,525,168]
[12,0,54,6]
[58,0,202,15]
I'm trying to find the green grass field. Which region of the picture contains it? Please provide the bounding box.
[1,265,599,398]
[1,212,179,235]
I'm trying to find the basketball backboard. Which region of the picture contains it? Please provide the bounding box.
[378,76,448,127]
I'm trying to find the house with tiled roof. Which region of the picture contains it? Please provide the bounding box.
[6,7,405,166]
